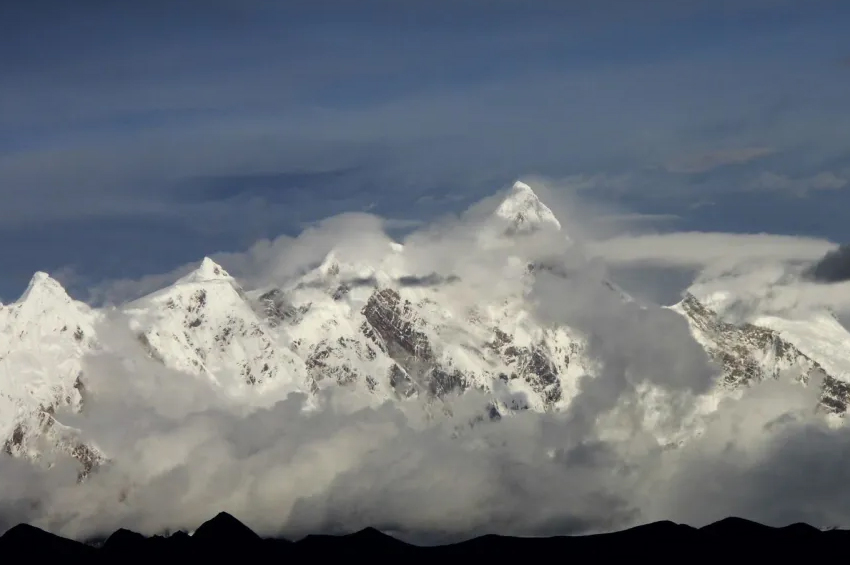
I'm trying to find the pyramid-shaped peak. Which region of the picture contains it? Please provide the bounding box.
[494,180,561,234]
[197,257,230,278]
[17,271,72,305]
[193,511,260,543]
[178,257,233,284]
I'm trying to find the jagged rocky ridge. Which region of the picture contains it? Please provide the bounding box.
[2,181,850,479]
[673,294,850,414]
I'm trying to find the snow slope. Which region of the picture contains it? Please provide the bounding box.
[123,257,306,398]
[495,181,563,235]
[670,294,850,415]
[0,272,104,478]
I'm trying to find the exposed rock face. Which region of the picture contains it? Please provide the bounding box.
[359,288,472,399]
[361,289,454,392]
[3,395,106,483]
[305,336,379,388]
[254,289,310,328]
[358,287,585,410]
[487,329,563,407]
[676,293,850,413]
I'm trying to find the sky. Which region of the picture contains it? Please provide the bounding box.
[1,0,849,301]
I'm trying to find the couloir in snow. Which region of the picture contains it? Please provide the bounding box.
[2,181,849,478]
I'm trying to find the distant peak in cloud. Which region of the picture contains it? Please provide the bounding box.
[805,244,850,283]
[664,147,775,174]
[494,180,562,235]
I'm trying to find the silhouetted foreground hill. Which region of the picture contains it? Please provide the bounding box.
[1,512,847,563]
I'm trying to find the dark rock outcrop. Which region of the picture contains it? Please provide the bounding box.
[679,294,850,413]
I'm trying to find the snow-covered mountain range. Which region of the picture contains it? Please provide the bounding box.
[2,181,849,479]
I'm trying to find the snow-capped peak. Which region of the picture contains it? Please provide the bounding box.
[495,181,562,235]
[308,246,405,286]
[177,257,233,285]
[17,271,73,307]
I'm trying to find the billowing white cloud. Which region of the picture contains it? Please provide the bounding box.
[586,231,850,316]
[3,180,850,544]
[586,232,835,269]
[10,327,847,542]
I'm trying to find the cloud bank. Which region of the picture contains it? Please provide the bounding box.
[586,232,835,270]
[3,180,850,543]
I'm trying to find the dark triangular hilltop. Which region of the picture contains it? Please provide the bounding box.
[193,511,261,544]
[0,523,96,560]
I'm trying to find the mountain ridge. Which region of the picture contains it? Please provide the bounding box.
[1,512,848,562]
[2,179,849,484]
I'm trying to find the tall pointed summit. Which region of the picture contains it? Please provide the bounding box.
[494,181,562,235]
[177,257,234,285]
[17,271,73,306]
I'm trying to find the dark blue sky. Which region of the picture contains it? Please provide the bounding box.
[1,0,848,301]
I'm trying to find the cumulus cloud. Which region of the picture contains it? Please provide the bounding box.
[4,180,850,544]
[683,257,850,325]
[585,230,850,314]
[586,232,835,270]
[531,260,719,445]
[86,213,397,305]
[87,265,200,306]
[12,325,845,542]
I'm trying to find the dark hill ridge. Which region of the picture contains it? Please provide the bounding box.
[1,513,849,562]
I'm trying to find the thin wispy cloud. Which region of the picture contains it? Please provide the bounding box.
[747,171,849,197]
[586,232,835,269]
[664,147,776,174]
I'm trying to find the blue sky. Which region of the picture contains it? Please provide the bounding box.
[1,0,848,301]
